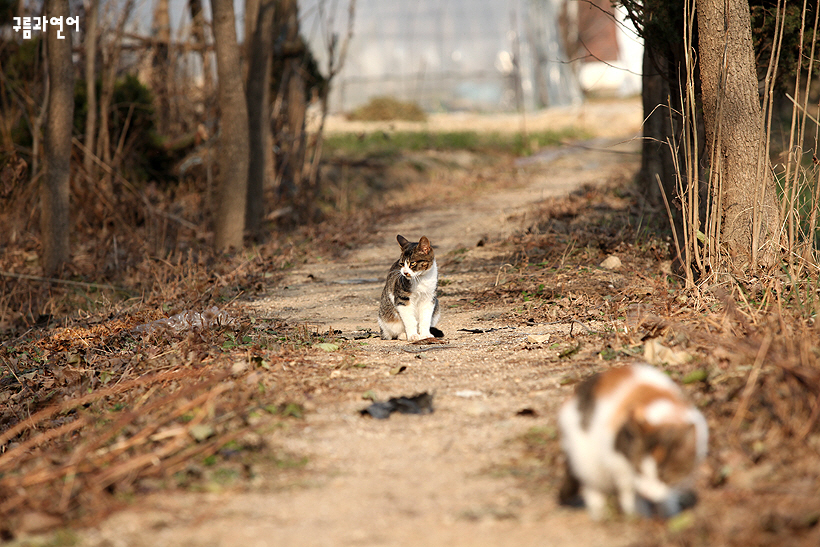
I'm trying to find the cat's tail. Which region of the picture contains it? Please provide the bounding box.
[430,327,444,338]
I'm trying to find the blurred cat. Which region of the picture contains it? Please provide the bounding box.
[558,364,708,520]
[378,235,443,341]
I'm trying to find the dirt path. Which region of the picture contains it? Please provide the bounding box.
[79,102,645,547]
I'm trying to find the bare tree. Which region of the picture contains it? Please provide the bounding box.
[697,0,783,270]
[212,0,250,249]
[42,0,75,274]
[306,0,356,195]
[245,0,276,238]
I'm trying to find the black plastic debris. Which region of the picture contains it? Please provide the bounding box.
[457,327,514,334]
[359,392,434,419]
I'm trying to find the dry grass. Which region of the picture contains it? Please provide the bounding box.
[672,0,820,284]
[0,300,350,536]
[1,142,819,544]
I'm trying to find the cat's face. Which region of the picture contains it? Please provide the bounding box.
[396,235,435,279]
[616,419,698,485]
[632,420,699,517]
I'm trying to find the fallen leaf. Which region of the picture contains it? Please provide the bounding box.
[527,334,550,344]
[682,369,708,384]
[455,390,483,398]
[17,511,62,534]
[189,424,215,442]
[314,342,339,352]
[644,339,692,366]
[667,511,696,533]
[600,255,622,270]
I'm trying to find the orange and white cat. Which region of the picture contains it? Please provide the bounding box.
[558,364,708,519]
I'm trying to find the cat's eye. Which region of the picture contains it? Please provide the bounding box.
[410,262,417,268]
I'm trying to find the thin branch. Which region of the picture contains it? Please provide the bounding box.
[0,271,125,291]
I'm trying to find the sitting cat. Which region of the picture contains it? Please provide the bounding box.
[378,235,443,341]
[558,364,708,520]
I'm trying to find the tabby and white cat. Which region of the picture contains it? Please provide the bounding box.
[378,235,443,341]
[558,364,708,520]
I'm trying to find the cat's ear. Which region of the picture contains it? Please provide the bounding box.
[397,235,410,248]
[418,236,432,253]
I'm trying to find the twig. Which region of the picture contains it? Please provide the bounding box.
[784,93,820,127]
[0,355,24,388]
[495,263,514,286]
[402,345,454,353]
[0,417,89,475]
[656,173,687,284]
[0,369,198,446]
[731,333,773,431]
[0,270,124,292]
[569,320,593,337]
[797,391,820,442]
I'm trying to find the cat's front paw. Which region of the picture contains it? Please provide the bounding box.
[407,333,421,342]
[582,488,608,521]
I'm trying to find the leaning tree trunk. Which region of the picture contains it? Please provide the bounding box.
[697,0,782,270]
[42,0,75,275]
[212,0,249,250]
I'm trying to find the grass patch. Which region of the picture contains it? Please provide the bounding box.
[323,127,588,159]
[347,96,427,122]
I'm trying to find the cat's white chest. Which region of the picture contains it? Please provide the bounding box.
[409,259,438,300]
[398,259,438,341]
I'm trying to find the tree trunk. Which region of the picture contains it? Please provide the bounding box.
[245,0,275,238]
[697,0,782,269]
[212,0,250,250]
[42,0,75,275]
[638,48,678,208]
[188,0,213,97]
[286,63,307,214]
[151,0,171,134]
[95,0,132,200]
[82,0,98,179]
[277,0,307,219]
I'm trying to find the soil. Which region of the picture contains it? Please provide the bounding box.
[52,98,818,547]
